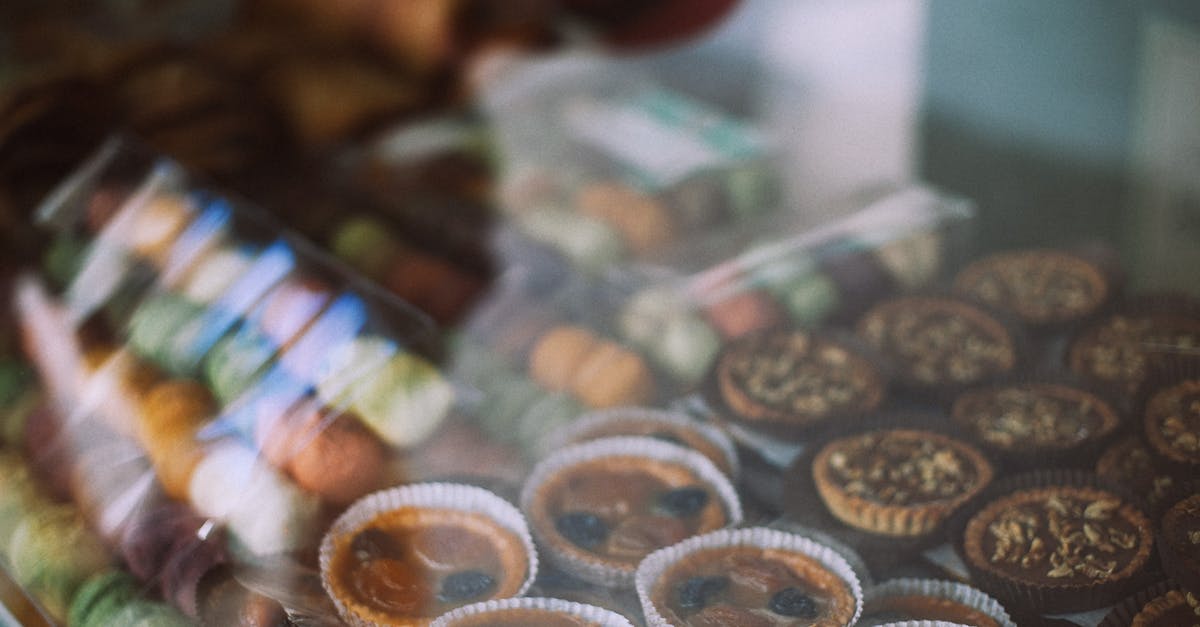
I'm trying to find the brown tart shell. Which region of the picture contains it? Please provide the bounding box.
[961,482,1155,613]
[1158,493,1200,597]
[812,429,993,538]
[952,380,1122,469]
[709,328,887,437]
[954,249,1112,327]
[857,294,1021,394]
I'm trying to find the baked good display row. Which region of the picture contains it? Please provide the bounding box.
[1,137,1199,627]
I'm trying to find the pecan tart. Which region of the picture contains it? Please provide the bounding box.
[952,382,1120,462]
[1128,589,1200,627]
[712,329,885,434]
[1068,312,1200,397]
[857,296,1018,390]
[1159,494,1200,597]
[1142,379,1200,469]
[812,429,993,537]
[954,249,1110,326]
[962,485,1154,612]
[1095,437,1178,516]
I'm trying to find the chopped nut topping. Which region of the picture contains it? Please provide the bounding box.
[821,430,983,506]
[1096,437,1176,510]
[954,384,1115,450]
[979,490,1147,583]
[722,331,881,422]
[859,298,1016,386]
[955,251,1106,324]
[1069,315,1200,394]
[1146,380,1200,463]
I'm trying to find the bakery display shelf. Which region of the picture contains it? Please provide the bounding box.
[0,87,1197,627]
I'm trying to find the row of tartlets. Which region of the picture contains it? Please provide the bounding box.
[314,410,1027,627]
[20,168,1200,627]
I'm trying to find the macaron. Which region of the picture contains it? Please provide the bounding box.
[0,450,43,549]
[570,341,656,409]
[619,286,720,385]
[386,252,484,324]
[257,277,331,345]
[136,380,214,449]
[202,326,277,404]
[312,335,397,404]
[517,207,625,272]
[68,570,143,627]
[127,293,207,371]
[124,193,196,265]
[529,325,657,407]
[258,396,388,505]
[188,441,320,556]
[342,351,455,448]
[701,289,786,339]
[179,246,255,304]
[577,182,675,255]
[330,215,404,279]
[7,503,110,621]
[529,325,600,393]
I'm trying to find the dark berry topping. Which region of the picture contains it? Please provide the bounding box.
[555,512,609,549]
[350,528,403,562]
[437,570,496,602]
[657,486,710,517]
[768,587,818,618]
[677,575,729,611]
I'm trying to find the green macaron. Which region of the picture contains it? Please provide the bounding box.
[7,503,110,621]
[68,570,143,627]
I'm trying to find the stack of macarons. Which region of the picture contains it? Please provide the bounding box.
[3,430,287,625]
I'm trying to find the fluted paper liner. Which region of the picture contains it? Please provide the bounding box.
[950,470,1156,614]
[862,578,1015,627]
[520,437,743,588]
[430,596,634,627]
[634,526,863,627]
[319,483,538,627]
[542,406,740,478]
[766,521,873,590]
[1098,581,1187,627]
[873,622,973,627]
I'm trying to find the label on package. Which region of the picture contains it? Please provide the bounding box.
[561,88,769,189]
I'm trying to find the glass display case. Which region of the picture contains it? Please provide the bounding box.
[1,3,1198,627]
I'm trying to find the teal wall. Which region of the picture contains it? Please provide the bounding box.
[921,1,1200,266]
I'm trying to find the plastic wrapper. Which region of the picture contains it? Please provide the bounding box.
[481,53,782,275]
[4,138,466,625]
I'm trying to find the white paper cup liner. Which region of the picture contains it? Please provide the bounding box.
[520,437,743,588]
[874,622,973,627]
[319,483,539,627]
[541,406,740,479]
[862,578,1016,627]
[767,521,873,589]
[634,527,864,627]
[430,596,634,627]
